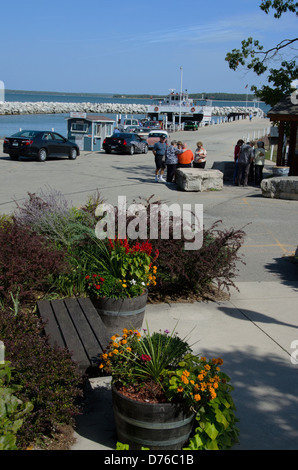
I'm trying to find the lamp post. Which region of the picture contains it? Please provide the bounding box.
[179,66,183,130]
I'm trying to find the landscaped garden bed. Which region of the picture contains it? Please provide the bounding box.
[0,188,245,449]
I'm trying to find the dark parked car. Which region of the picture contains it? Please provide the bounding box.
[102,132,148,155]
[3,130,80,162]
[184,121,199,131]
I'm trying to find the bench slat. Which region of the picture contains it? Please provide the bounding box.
[77,298,111,350]
[64,298,104,366]
[37,300,65,350]
[50,299,91,371]
[37,297,110,373]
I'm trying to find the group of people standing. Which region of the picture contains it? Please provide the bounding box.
[152,135,207,183]
[234,139,266,187]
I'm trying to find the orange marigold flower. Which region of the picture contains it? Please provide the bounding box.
[177,386,184,393]
[194,394,201,402]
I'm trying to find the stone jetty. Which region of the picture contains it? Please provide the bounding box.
[0,101,264,118]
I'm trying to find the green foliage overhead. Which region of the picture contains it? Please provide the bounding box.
[225,0,298,106]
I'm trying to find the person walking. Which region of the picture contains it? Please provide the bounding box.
[152,135,167,182]
[235,141,254,186]
[177,142,193,168]
[254,141,266,186]
[193,141,207,168]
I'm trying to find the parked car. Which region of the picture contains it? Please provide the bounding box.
[184,121,199,131]
[3,130,80,162]
[125,125,141,133]
[135,128,151,139]
[102,132,148,155]
[144,121,160,129]
[147,130,169,149]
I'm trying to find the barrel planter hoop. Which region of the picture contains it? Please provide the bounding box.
[91,290,147,337]
[112,386,195,450]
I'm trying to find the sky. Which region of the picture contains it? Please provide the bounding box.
[0,0,296,95]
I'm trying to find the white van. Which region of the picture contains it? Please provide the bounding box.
[123,118,139,129]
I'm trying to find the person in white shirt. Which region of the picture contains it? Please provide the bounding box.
[254,141,266,186]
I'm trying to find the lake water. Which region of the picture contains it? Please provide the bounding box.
[0,90,270,138]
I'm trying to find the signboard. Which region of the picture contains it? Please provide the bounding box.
[70,112,87,118]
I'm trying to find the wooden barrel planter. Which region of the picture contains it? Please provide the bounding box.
[91,290,147,337]
[272,166,290,177]
[112,386,195,450]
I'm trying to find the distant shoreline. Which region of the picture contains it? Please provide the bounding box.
[6,89,261,102]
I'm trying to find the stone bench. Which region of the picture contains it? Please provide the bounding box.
[261,176,298,200]
[175,168,223,192]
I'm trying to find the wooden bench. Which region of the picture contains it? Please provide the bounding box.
[37,297,111,373]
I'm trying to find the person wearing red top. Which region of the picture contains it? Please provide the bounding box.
[233,139,244,184]
[177,142,193,168]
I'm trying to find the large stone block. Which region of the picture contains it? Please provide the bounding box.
[176,168,223,192]
[261,176,298,200]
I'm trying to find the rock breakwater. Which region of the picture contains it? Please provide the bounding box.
[0,101,264,117]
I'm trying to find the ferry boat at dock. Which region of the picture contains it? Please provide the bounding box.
[146,90,213,127]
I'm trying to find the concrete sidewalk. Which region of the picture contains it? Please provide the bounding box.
[71,278,298,451]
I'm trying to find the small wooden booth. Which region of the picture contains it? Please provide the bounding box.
[267,94,298,176]
[67,113,115,152]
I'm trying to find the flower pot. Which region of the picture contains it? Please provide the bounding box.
[91,290,147,337]
[112,385,195,450]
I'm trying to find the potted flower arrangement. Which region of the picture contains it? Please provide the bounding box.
[100,326,239,450]
[85,238,159,336]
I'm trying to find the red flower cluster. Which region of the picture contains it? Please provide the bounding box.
[85,274,105,290]
[108,237,159,261]
[141,354,152,362]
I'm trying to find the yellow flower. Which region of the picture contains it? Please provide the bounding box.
[99,363,104,369]
[204,364,211,371]
[201,357,206,362]
[121,339,127,345]
[194,394,201,402]
[182,370,190,377]
[127,347,132,352]
[177,386,184,393]
[122,284,127,288]
[101,353,108,360]
[123,328,128,334]
[113,349,119,355]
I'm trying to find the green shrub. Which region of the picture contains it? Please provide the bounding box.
[0,219,69,308]
[0,309,82,448]
[0,362,33,450]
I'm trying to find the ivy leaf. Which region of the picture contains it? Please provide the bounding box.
[204,422,219,440]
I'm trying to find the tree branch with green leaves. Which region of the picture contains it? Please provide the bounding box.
[225,0,298,106]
